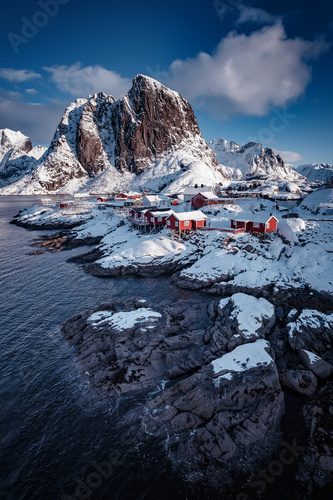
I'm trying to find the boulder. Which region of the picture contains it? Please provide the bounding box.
[287,309,333,355]
[207,293,275,354]
[298,349,333,379]
[62,298,209,394]
[142,340,284,487]
[279,369,317,396]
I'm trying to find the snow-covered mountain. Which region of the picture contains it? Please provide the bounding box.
[0,129,46,188]
[1,75,223,194]
[210,138,301,181]
[295,163,333,185]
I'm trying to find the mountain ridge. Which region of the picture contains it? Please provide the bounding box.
[0,76,309,195]
[210,138,302,182]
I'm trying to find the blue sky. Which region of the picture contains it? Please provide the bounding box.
[0,0,332,164]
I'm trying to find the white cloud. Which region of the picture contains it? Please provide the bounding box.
[25,88,38,95]
[277,150,303,164]
[0,68,41,83]
[213,0,279,25]
[236,2,278,25]
[165,23,329,116]
[44,63,130,98]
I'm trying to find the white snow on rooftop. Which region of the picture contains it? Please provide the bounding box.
[194,191,220,200]
[171,210,207,221]
[148,209,174,217]
[143,194,170,201]
[231,213,278,223]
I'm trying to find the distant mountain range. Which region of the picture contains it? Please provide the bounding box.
[295,163,333,185]
[209,138,301,182]
[0,75,330,195]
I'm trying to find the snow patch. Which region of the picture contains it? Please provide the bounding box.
[87,308,162,331]
[211,339,274,385]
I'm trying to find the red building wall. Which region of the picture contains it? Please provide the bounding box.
[246,221,266,233]
[231,217,278,233]
[191,194,207,209]
[265,217,278,232]
[167,215,206,230]
[231,220,247,230]
[191,194,221,209]
[166,214,179,229]
[193,219,206,229]
[144,211,169,225]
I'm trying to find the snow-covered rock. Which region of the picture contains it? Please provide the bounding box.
[87,307,162,331]
[209,293,275,352]
[298,349,333,379]
[142,337,283,486]
[287,309,333,355]
[86,224,199,277]
[300,188,333,216]
[211,339,275,384]
[12,203,93,229]
[175,219,333,297]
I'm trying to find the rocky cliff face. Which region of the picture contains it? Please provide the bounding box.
[2,75,219,194]
[210,138,301,181]
[113,75,205,173]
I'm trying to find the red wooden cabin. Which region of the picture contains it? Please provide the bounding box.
[230,215,278,234]
[191,192,221,209]
[166,211,207,231]
[145,210,174,226]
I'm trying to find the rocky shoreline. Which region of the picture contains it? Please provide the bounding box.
[11,206,333,496]
[61,292,333,495]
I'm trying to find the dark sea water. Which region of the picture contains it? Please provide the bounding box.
[0,197,331,500]
[0,197,195,500]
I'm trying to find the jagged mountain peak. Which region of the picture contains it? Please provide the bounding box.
[131,73,173,91]
[0,129,46,188]
[0,129,32,157]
